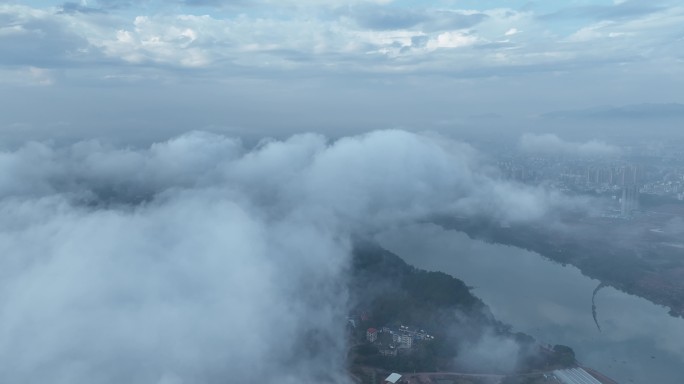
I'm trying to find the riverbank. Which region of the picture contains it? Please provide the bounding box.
[376,222,684,384]
[433,214,684,318]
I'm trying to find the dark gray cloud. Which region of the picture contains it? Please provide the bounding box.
[58,0,150,13]
[0,129,584,383]
[58,2,107,14]
[344,6,427,30]
[91,0,149,9]
[340,5,487,31]
[422,10,489,32]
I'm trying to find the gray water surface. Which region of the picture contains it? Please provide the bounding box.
[376,223,684,384]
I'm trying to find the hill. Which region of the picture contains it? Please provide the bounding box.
[347,240,576,375]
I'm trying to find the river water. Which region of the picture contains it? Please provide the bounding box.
[375,223,684,384]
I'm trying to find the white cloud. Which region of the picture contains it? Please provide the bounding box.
[2,2,683,79]
[426,31,479,50]
[504,28,520,36]
[566,21,620,42]
[457,330,522,373]
[94,15,213,67]
[0,129,583,383]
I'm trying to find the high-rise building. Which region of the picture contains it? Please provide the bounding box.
[621,185,639,217]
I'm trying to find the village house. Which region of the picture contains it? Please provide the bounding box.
[366,328,378,343]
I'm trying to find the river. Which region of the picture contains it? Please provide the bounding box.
[375,223,684,384]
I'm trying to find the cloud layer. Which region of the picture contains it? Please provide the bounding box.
[0,129,579,383]
[519,133,622,157]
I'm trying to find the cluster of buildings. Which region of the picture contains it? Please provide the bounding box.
[583,165,642,187]
[498,157,646,191]
[496,152,684,218]
[365,325,434,356]
[498,153,684,199]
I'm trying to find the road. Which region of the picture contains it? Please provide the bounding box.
[401,371,504,384]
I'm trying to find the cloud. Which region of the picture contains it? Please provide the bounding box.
[346,6,427,30]
[504,27,520,36]
[2,1,683,86]
[0,6,94,68]
[519,133,622,157]
[425,31,479,50]
[0,129,582,383]
[456,330,522,373]
[56,0,154,14]
[58,2,107,15]
[342,6,488,32]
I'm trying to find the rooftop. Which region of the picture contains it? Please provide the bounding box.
[554,368,602,384]
[384,373,402,383]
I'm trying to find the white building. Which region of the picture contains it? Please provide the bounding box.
[400,334,412,348]
[366,328,378,343]
[384,373,402,384]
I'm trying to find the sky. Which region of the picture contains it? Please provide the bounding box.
[1,0,683,144]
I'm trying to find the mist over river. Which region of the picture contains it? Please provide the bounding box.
[376,223,684,384]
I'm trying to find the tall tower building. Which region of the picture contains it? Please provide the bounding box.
[621,185,639,217]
